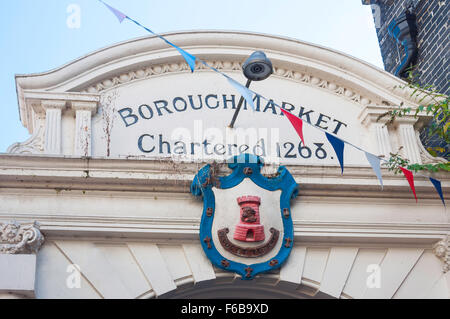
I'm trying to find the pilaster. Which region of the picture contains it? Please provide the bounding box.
[396,117,423,164]
[42,100,66,155]
[359,105,394,158]
[373,122,393,158]
[360,105,429,163]
[72,101,98,157]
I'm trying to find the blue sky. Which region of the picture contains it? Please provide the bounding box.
[0,0,383,152]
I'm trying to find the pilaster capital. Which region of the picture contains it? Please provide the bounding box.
[0,221,44,254]
[41,100,66,111]
[71,101,98,115]
[359,105,393,127]
[359,105,431,127]
[394,117,421,126]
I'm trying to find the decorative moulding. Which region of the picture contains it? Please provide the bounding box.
[0,221,44,254]
[416,131,447,165]
[79,60,374,108]
[0,154,447,198]
[7,121,45,155]
[433,237,449,273]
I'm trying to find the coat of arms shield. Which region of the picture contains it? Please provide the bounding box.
[191,154,298,280]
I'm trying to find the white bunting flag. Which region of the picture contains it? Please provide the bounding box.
[365,152,384,189]
[227,77,256,111]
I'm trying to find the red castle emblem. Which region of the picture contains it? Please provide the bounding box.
[234,196,265,242]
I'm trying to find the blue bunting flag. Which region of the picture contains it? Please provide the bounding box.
[326,132,345,174]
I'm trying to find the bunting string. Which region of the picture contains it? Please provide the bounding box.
[98,0,446,206]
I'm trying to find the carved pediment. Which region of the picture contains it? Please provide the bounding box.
[10,31,440,165]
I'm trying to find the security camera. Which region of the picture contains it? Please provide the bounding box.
[242,51,273,81]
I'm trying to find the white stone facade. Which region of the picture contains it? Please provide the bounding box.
[0,31,448,299]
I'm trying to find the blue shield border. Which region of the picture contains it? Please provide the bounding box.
[191,154,298,280]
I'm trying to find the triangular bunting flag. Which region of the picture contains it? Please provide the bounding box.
[173,46,197,73]
[429,177,445,206]
[281,109,305,146]
[101,2,196,73]
[399,167,417,202]
[162,37,197,72]
[99,0,127,23]
[326,133,345,174]
[227,78,255,111]
[365,152,383,189]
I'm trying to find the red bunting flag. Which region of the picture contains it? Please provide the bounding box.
[399,167,417,202]
[281,109,305,146]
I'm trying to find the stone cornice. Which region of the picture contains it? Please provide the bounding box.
[0,154,448,199]
[0,154,447,247]
[0,214,447,246]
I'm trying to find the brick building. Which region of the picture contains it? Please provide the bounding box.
[364,0,448,93]
[363,0,449,159]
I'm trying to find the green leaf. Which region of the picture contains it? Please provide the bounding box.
[427,148,438,157]
[444,121,450,134]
